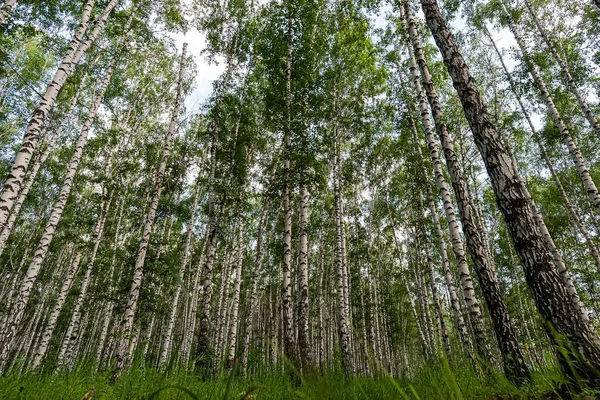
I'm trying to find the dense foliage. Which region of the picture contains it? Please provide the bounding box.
[1,0,600,397]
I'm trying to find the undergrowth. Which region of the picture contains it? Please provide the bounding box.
[0,358,584,399]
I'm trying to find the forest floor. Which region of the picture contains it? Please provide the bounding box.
[0,361,597,399]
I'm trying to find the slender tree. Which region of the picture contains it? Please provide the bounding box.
[420,0,600,385]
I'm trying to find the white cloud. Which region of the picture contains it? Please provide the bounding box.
[171,28,226,114]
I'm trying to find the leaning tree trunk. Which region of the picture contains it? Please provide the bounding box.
[404,1,529,383]
[0,62,90,257]
[402,20,486,359]
[420,0,600,385]
[523,0,600,139]
[409,113,472,352]
[485,27,593,321]
[0,0,117,231]
[498,0,600,210]
[0,42,120,369]
[31,251,83,369]
[114,42,187,373]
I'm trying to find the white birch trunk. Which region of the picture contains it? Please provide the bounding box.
[402,24,486,351]
[281,15,296,368]
[226,225,244,369]
[57,193,112,368]
[0,0,117,231]
[158,176,201,369]
[114,43,187,372]
[486,28,592,322]
[241,199,269,374]
[31,251,83,369]
[333,120,352,375]
[498,0,600,210]
[297,183,310,371]
[0,64,88,257]
[523,0,600,138]
[95,194,125,366]
[0,41,119,367]
[214,220,238,358]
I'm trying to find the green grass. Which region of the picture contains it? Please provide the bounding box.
[0,359,578,399]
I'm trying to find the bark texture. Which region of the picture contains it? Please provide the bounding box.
[115,42,187,372]
[421,0,600,385]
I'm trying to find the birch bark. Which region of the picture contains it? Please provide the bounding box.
[498,0,600,210]
[0,64,89,257]
[31,251,83,369]
[405,2,529,382]
[0,35,121,368]
[226,225,244,369]
[281,14,296,368]
[420,0,600,384]
[115,43,187,372]
[241,199,269,375]
[158,174,202,369]
[485,28,592,321]
[402,21,485,354]
[0,0,118,230]
[523,0,600,139]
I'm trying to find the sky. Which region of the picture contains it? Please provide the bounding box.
[172,27,225,115]
[169,2,527,124]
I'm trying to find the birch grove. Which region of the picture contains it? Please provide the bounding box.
[2,0,600,396]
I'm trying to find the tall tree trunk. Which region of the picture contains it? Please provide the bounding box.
[95,195,126,366]
[194,144,220,372]
[485,27,592,321]
[405,1,529,383]
[226,225,244,369]
[332,104,352,375]
[402,20,486,358]
[195,36,238,371]
[297,181,310,372]
[114,42,187,373]
[214,219,238,359]
[409,110,472,352]
[0,38,121,368]
[30,251,83,369]
[315,222,327,370]
[387,199,432,360]
[420,0,600,385]
[241,199,269,375]
[282,14,296,369]
[0,63,89,257]
[0,0,117,230]
[159,173,202,369]
[419,192,451,359]
[523,0,600,138]
[498,0,600,210]
[58,191,113,369]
